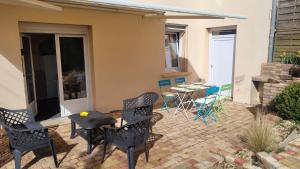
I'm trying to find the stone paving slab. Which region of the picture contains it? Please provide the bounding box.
[0,102,254,169]
[275,137,300,169]
[258,137,300,169]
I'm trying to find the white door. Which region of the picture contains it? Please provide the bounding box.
[21,35,37,114]
[209,34,235,96]
[55,35,90,116]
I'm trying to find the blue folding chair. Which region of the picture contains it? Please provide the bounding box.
[193,86,220,125]
[158,79,177,113]
[175,77,186,85]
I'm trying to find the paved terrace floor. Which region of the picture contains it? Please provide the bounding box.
[1,102,255,169]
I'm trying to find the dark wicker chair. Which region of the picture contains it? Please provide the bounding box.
[102,115,152,169]
[0,108,58,169]
[121,92,158,128]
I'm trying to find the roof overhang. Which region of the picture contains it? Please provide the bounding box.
[0,0,62,11]
[0,0,247,20]
[46,0,247,19]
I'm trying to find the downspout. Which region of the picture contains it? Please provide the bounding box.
[268,0,278,63]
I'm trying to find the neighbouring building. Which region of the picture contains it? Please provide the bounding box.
[0,0,273,121]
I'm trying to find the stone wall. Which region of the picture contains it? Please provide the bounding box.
[253,63,300,107]
[260,63,294,80]
[263,83,290,106]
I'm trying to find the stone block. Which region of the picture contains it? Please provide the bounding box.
[257,152,283,169]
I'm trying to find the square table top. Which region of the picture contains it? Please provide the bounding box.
[170,87,194,93]
[68,111,116,130]
[171,84,211,93]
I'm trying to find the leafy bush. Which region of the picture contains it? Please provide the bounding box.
[244,118,275,153]
[272,82,300,123]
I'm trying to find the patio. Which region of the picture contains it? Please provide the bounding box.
[1,102,255,169]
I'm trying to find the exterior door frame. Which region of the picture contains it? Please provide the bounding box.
[19,23,93,118]
[20,34,38,115]
[55,34,92,116]
[208,29,236,97]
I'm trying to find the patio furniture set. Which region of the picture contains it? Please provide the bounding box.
[0,92,158,169]
[158,77,232,125]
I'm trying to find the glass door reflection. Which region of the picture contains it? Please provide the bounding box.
[59,37,87,100]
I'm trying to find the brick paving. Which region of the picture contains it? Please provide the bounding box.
[1,102,255,169]
[272,137,300,169]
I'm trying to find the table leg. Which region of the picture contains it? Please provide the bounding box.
[70,121,76,139]
[185,92,195,111]
[175,92,189,119]
[174,92,182,115]
[87,129,93,154]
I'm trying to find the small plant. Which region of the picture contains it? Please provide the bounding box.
[272,82,300,123]
[279,51,300,65]
[275,147,285,154]
[235,149,253,162]
[244,118,275,153]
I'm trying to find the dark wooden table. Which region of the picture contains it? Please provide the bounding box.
[68,111,116,154]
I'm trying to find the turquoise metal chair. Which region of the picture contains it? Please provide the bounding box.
[175,77,186,85]
[158,79,176,113]
[193,86,220,125]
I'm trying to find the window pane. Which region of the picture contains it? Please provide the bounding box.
[165,33,179,69]
[212,29,236,35]
[59,37,87,100]
[22,37,35,103]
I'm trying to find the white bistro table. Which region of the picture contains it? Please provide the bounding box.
[170,83,210,119]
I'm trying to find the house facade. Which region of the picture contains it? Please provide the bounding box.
[0,0,272,120]
[158,0,273,105]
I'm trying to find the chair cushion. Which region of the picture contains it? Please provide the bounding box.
[162,92,176,97]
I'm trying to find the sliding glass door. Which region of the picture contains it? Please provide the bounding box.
[55,35,90,116]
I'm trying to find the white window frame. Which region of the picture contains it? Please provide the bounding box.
[165,32,180,71]
[164,24,186,72]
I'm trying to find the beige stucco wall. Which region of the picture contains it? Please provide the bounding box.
[0,4,165,112]
[138,0,273,104]
[0,0,273,113]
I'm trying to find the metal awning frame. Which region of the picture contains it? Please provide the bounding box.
[46,0,247,20]
[0,0,247,20]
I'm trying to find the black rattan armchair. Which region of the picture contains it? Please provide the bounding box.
[0,108,58,169]
[121,92,158,127]
[102,115,152,169]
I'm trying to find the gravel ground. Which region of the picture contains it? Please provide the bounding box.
[209,161,241,169]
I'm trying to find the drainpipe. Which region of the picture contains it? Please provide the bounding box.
[268,0,278,63]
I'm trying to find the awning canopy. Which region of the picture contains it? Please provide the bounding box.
[0,0,247,19]
[0,0,62,11]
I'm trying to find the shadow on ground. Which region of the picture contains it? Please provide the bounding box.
[84,112,164,169]
[0,126,77,169]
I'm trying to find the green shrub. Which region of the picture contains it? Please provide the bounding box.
[244,118,275,153]
[272,82,300,123]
